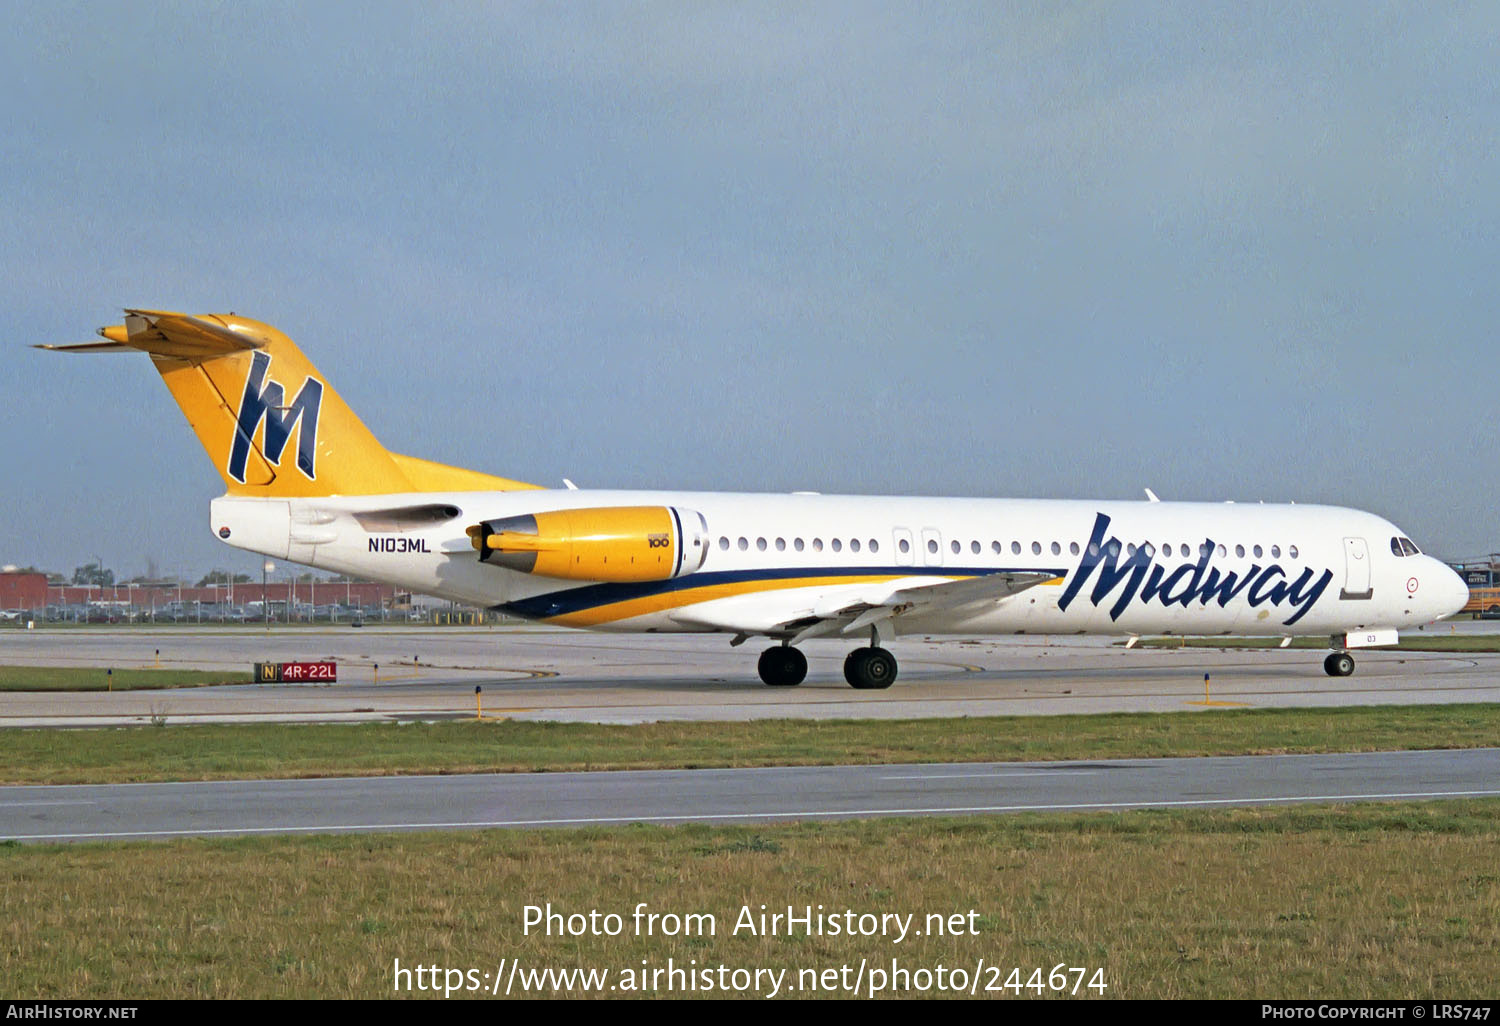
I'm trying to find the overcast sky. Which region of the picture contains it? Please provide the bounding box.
[2,2,1496,580]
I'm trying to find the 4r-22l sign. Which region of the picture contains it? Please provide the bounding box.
[254,661,337,683]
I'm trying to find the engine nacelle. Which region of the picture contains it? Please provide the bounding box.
[468,505,709,583]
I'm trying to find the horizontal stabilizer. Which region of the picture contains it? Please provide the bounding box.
[39,310,268,360]
[35,340,133,353]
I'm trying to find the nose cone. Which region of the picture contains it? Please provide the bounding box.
[1429,560,1470,621]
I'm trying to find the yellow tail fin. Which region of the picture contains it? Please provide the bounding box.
[43,310,540,497]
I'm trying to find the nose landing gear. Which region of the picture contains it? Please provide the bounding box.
[1323,651,1355,677]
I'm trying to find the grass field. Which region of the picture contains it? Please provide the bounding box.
[3,704,1498,785]
[0,665,244,692]
[4,801,1497,999]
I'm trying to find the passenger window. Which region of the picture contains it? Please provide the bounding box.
[718,537,729,550]
[738,537,748,551]
[1050,541,1061,555]
[928,539,939,554]
[951,540,960,554]
[869,539,879,553]
[1253,544,1263,558]
[991,541,1001,554]
[1235,544,1245,558]
[756,538,767,552]
[795,538,805,552]
[832,539,843,552]
[850,539,861,553]
[1070,542,1080,555]
[1011,541,1021,555]
[971,540,981,555]
[899,539,910,554]
[775,538,786,551]
[1031,541,1042,555]
[1216,544,1226,558]
[813,539,823,552]
[1289,545,1299,559]
[1271,545,1281,558]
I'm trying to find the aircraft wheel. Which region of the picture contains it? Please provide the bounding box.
[758,646,807,686]
[1323,652,1355,677]
[845,647,897,689]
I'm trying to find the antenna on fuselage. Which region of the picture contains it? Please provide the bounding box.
[1144,488,1161,503]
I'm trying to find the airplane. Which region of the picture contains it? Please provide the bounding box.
[42,310,1470,688]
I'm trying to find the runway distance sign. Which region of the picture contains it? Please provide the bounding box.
[254,661,337,683]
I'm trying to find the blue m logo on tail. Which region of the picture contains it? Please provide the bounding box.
[227,351,324,483]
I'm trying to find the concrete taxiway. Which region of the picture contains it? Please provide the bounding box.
[4,748,1497,843]
[1,622,1498,727]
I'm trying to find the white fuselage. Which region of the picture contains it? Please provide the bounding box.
[209,490,1468,640]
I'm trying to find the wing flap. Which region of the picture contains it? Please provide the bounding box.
[672,571,1060,639]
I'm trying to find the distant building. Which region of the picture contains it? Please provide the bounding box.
[0,572,47,610]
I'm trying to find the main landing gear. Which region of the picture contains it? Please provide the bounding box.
[757,645,807,687]
[755,627,899,690]
[1323,651,1355,677]
[843,647,897,689]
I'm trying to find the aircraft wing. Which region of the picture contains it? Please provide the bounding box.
[669,571,1058,642]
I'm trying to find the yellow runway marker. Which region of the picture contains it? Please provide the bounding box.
[1185,672,1250,708]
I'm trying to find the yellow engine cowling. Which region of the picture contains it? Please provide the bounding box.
[467,506,709,582]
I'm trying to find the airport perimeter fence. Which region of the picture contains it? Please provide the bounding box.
[2,603,515,627]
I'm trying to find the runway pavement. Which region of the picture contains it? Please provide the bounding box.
[4,748,1497,843]
[1,621,1497,726]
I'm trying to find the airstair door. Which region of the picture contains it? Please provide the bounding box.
[1341,537,1373,600]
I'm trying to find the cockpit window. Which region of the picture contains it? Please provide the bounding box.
[1390,536,1421,557]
